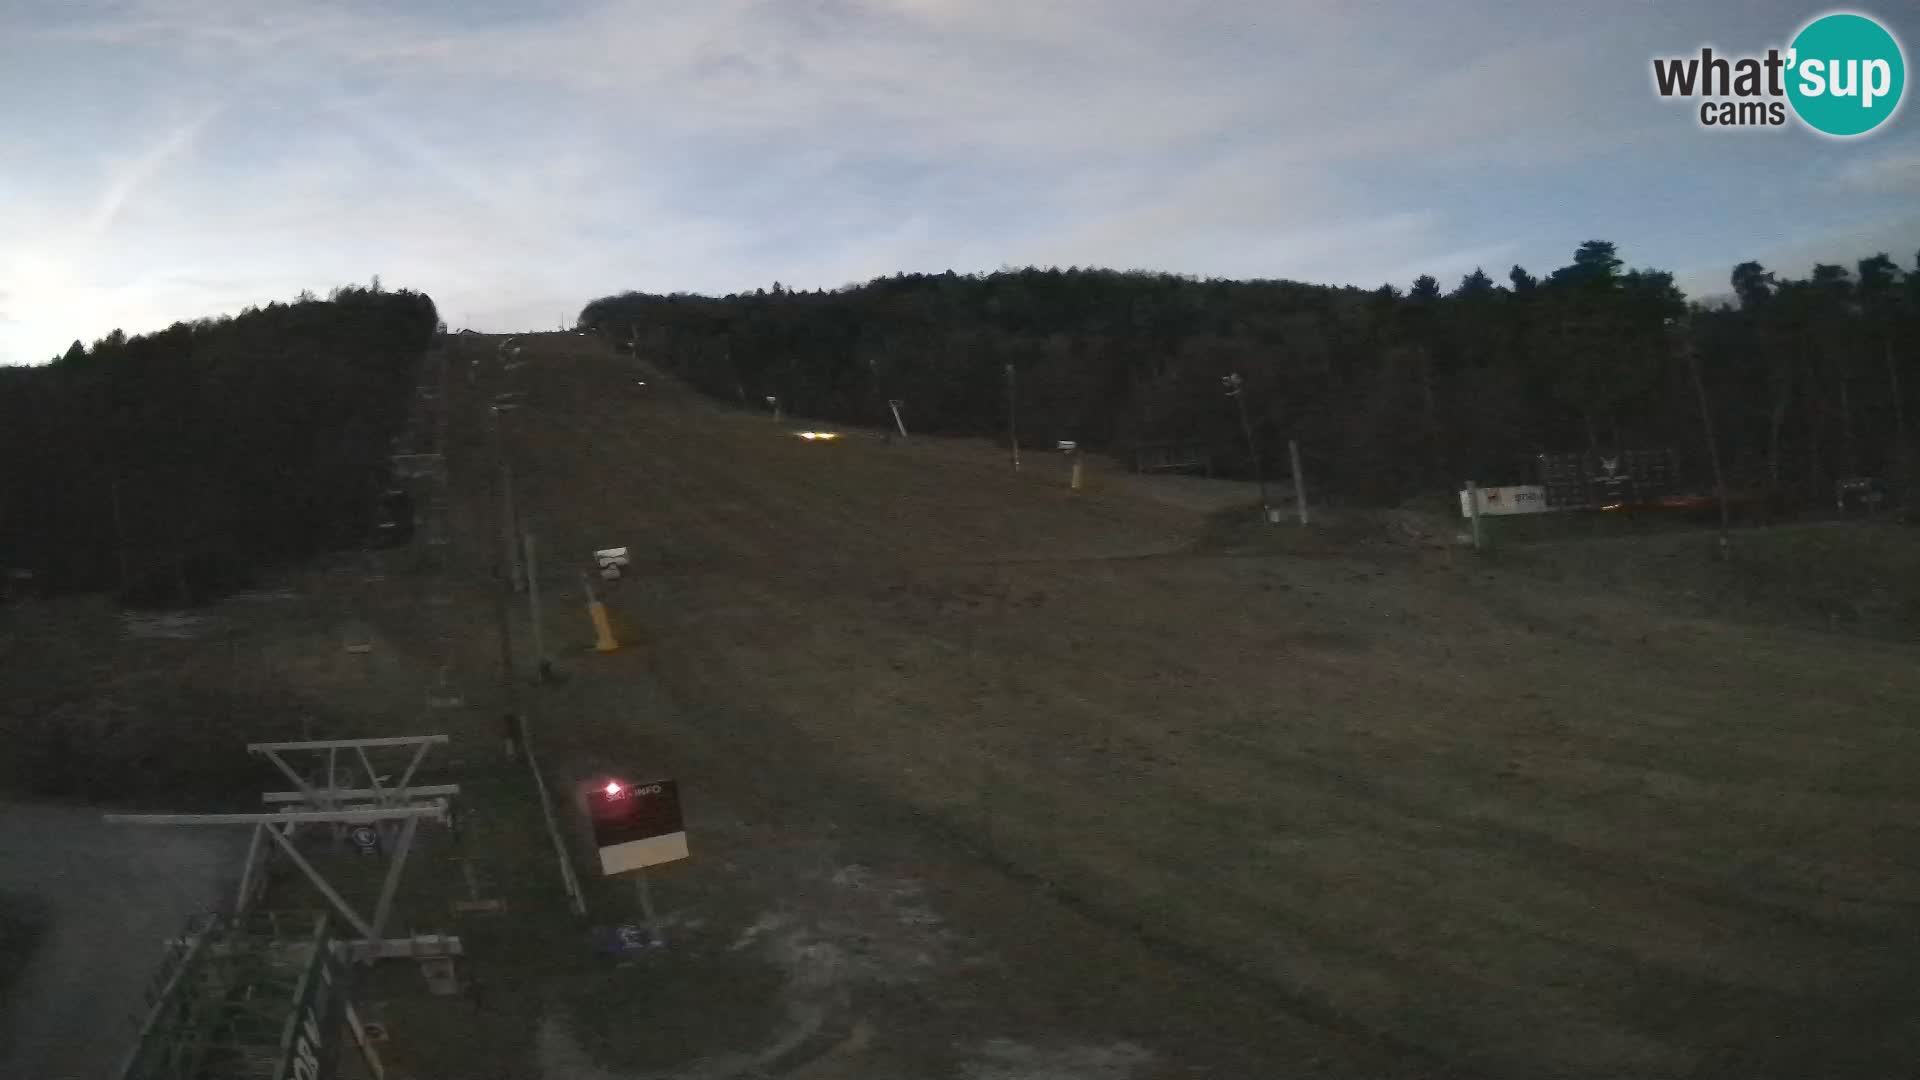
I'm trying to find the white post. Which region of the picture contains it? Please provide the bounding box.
[502,464,523,593]
[635,871,663,946]
[1006,364,1020,471]
[518,728,586,916]
[1289,439,1309,525]
[1466,480,1484,550]
[524,532,549,679]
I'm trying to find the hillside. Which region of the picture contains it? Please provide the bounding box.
[0,286,439,603]
[16,326,1919,1078]
[393,331,1920,1079]
[582,248,1920,509]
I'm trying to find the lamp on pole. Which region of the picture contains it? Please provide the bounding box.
[1222,373,1270,522]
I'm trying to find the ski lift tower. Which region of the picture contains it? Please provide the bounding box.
[106,735,465,964]
[114,910,387,1080]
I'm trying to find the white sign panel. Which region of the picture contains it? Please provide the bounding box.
[587,778,688,875]
[1459,485,1552,518]
[599,832,691,875]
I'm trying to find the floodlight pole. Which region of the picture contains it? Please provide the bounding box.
[1680,325,1732,562]
[1289,439,1310,525]
[488,408,521,759]
[1466,480,1484,550]
[502,464,523,592]
[1006,364,1020,471]
[110,476,131,596]
[1224,374,1270,521]
[524,531,552,681]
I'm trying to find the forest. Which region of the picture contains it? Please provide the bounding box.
[580,242,1920,507]
[0,285,439,604]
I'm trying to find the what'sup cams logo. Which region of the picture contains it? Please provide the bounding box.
[1652,11,1906,136]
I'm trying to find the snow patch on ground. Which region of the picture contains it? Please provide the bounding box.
[540,861,1151,1080]
[960,1038,1154,1080]
[758,862,956,987]
[119,611,220,639]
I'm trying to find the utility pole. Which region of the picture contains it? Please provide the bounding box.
[1006,363,1020,471]
[110,476,131,596]
[1681,323,1732,561]
[1289,439,1310,525]
[524,531,552,683]
[172,507,191,607]
[1466,480,1484,551]
[493,339,524,590]
[1223,374,1270,522]
[1884,339,1909,515]
[502,462,523,592]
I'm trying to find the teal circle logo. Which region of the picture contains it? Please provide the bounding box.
[1787,13,1906,136]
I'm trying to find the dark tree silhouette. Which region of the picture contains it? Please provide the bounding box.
[0,286,439,604]
[584,243,1916,510]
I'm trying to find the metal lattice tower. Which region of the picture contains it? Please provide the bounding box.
[116,912,338,1080]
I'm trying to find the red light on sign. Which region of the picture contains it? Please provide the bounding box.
[586,775,688,873]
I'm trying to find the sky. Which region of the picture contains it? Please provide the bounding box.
[2,0,1918,364]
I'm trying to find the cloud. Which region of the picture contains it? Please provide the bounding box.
[1672,208,1920,299]
[1833,145,1920,195]
[4,0,1916,363]
[1381,241,1524,291]
[81,107,219,242]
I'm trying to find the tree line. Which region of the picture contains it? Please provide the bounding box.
[0,284,439,604]
[580,243,1920,507]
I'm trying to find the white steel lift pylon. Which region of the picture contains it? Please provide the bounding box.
[250,734,456,817]
[105,735,464,963]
